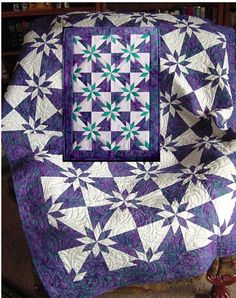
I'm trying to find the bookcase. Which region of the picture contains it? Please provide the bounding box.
[2,2,235,94]
[103,2,235,26]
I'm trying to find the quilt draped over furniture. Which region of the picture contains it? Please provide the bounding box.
[2,12,236,298]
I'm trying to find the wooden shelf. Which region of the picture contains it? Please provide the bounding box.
[2,6,96,18]
[2,50,21,57]
[2,79,9,84]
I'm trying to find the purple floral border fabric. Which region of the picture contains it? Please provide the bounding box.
[2,12,236,298]
[63,27,160,161]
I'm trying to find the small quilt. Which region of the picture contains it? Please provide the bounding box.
[64,27,160,161]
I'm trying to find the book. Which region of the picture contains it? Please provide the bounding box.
[201,7,206,18]
[174,10,180,16]
[186,6,194,16]
[230,10,236,27]
[194,6,201,18]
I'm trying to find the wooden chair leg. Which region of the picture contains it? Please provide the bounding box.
[206,275,236,298]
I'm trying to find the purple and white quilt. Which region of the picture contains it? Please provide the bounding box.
[2,12,236,298]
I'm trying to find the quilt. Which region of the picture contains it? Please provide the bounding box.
[2,12,236,298]
[64,27,160,161]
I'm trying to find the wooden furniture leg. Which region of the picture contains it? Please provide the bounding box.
[206,257,236,298]
[206,275,236,298]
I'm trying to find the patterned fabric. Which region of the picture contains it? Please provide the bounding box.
[64,27,159,161]
[2,12,236,298]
